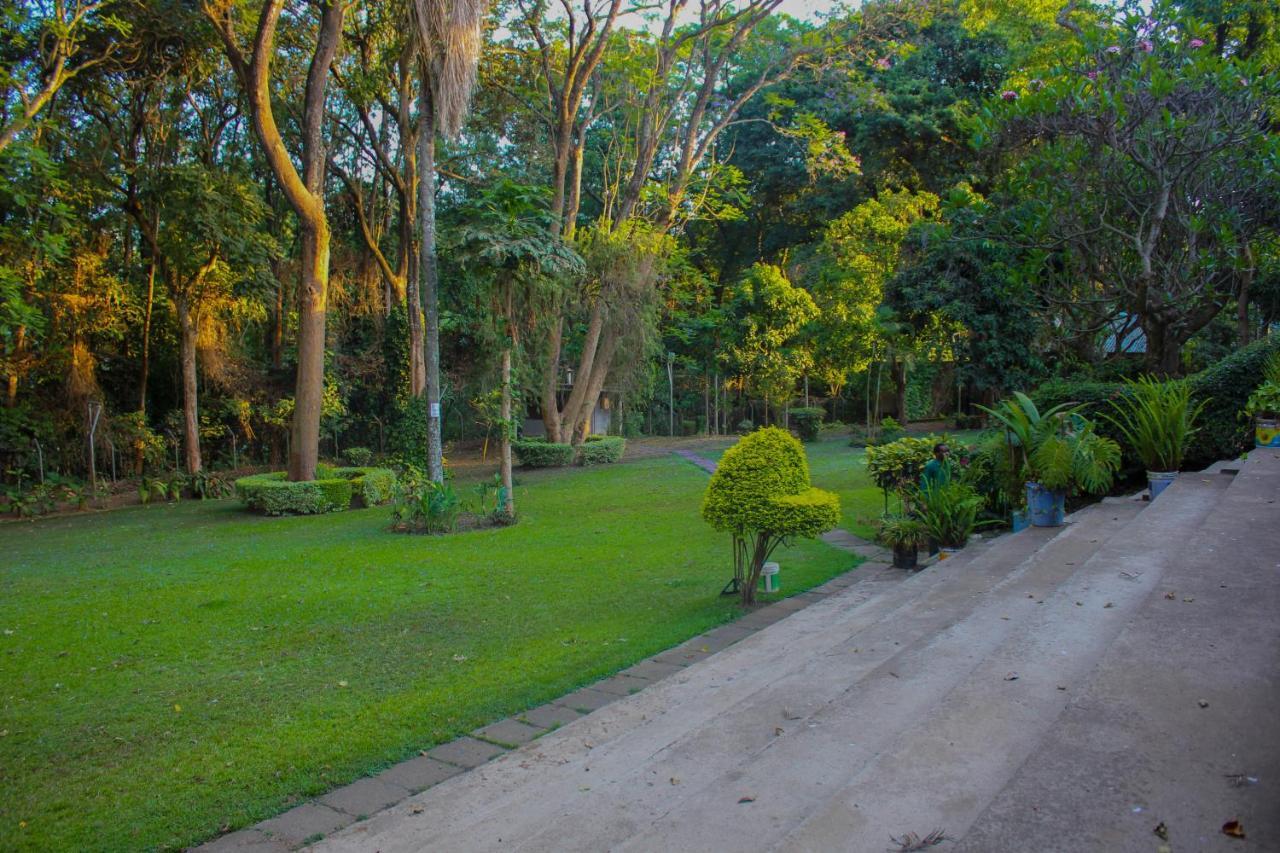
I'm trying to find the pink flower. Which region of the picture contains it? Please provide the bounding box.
[1189,38,1205,48]
[1138,39,1154,53]
[875,57,891,70]
[1085,70,1098,80]
[1001,90,1018,101]
[1105,45,1122,54]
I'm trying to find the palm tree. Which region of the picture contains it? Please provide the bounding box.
[408,0,490,483]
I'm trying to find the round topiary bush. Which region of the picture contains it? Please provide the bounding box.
[701,426,840,604]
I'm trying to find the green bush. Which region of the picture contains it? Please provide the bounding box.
[914,482,990,549]
[1186,335,1280,466]
[787,407,825,442]
[343,446,374,466]
[329,466,396,506]
[1103,377,1205,472]
[701,427,840,605]
[579,436,626,465]
[878,416,905,443]
[864,434,957,504]
[389,466,461,533]
[235,472,354,515]
[736,418,754,435]
[512,439,576,468]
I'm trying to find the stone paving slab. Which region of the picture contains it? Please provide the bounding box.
[616,659,685,682]
[590,675,644,697]
[318,777,409,818]
[425,736,506,769]
[517,703,584,729]
[373,756,461,794]
[556,686,619,713]
[257,803,353,847]
[198,829,290,852]
[473,717,545,746]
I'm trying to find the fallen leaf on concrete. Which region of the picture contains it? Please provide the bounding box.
[1222,819,1246,838]
[1224,773,1259,787]
[888,829,948,851]
[1164,592,1177,600]
[1004,673,1019,681]
[1075,601,1083,606]
[1057,685,1067,691]
[1154,822,1169,840]
[1104,602,1114,608]
[1157,846,1171,853]
[1183,597,1195,603]
[738,796,756,804]
[1198,699,1210,708]
[411,806,424,814]
[782,707,801,720]
[670,777,680,785]
[775,727,784,736]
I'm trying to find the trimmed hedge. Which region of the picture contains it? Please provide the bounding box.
[331,467,396,507]
[579,436,626,465]
[235,472,353,516]
[787,407,825,442]
[234,466,395,515]
[512,439,575,468]
[1186,335,1280,467]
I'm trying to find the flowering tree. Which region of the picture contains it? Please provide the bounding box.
[985,0,1280,373]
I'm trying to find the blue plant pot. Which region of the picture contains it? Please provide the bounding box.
[1147,471,1177,501]
[1011,510,1030,533]
[1026,482,1065,527]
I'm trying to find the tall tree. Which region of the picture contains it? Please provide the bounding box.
[410,0,490,483]
[204,0,344,481]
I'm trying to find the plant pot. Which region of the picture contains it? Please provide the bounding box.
[1026,481,1065,527]
[892,543,918,570]
[1257,416,1280,448]
[1147,470,1177,501]
[1011,510,1029,533]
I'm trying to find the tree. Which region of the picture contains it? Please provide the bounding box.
[721,263,817,421]
[989,0,1280,373]
[701,426,839,605]
[410,0,491,484]
[448,180,583,516]
[204,0,344,481]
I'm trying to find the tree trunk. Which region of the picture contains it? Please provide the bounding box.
[289,221,329,481]
[893,357,908,424]
[176,298,203,475]
[138,255,156,412]
[271,263,285,370]
[417,84,444,483]
[500,345,515,517]
[570,329,619,444]
[6,325,23,407]
[541,317,564,442]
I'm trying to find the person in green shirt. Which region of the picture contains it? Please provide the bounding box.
[921,443,953,491]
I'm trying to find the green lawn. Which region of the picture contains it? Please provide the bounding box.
[0,455,854,851]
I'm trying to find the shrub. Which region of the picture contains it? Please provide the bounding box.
[864,434,958,507]
[329,466,396,506]
[235,472,353,515]
[914,482,990,549]
[878,515,928,549]
[1103,377,1205,472]
[1185,335,1280,466]
[343,446,374,466]
[701,427,840,605]
[736,418,754,435]
[879,416,904,443]
[787,407,825,442]
[512,439,575,468]
[579,436,626,465]
[389,467,461,533]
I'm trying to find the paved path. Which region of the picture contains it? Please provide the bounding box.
[297,451,1279,853]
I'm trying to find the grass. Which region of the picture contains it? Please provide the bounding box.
[0,454,854,851]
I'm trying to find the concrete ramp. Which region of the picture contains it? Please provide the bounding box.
[310,451,1280,853]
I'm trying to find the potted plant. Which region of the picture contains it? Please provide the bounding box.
[980,392,1121,527]
[879,515,927,570]
[914,482,990,554]
[1244,354,1280,448]
[1103,376,1206,500]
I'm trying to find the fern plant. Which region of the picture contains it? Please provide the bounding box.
[980,392,1121,495]
[1104,377,1206,472]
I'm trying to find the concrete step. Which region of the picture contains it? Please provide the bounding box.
[311,506,1135,852]
[608,502,1152,852]
[771,474,1230,852]
[956,457,1280,852]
